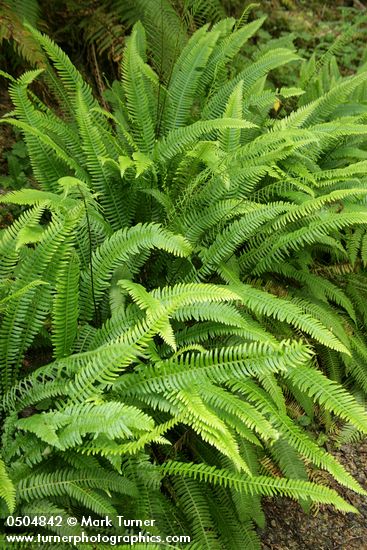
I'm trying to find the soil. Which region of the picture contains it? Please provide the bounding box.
[260,439,367,549]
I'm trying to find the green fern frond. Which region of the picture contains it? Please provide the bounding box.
[116,340,311,397]
[220,267,349,353]
[0,459,16,513]
[17,468,135,516]
[79,223,191,320]
[276,71,367,129]
[203,48,300,119]
[25,23,97,112]
[0,208,83,390]
[52,250,80,359]
[121,22,156,151]
[161,461,357,513]
[285,363,367,434]
[155,117,256,160]
[165,25,220,130]
[229,379,366,495]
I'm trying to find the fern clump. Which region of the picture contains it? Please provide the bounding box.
[1,14,367,549]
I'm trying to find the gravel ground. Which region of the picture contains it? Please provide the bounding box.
[260,439,367,549]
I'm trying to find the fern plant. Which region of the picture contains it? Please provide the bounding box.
[2,15,367,549]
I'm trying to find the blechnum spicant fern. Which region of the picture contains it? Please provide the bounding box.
[1,13,367,549]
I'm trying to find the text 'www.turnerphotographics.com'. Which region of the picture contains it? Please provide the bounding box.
[4,515,192,546]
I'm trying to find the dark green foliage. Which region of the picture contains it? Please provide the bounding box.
[0,139,32,190]
[1,13,367,549]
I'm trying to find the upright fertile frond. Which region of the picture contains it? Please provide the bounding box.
[165,25,220,130]
[6,81,75,191]
[25,23,97,112]
[117,0,187,79]
[121,23,156,152]
[52,250,80,359]
[198,18,266,96]
[0,208,83,390]
[184,0,226,26]
[220,81,244,152]
[74,87,126,228]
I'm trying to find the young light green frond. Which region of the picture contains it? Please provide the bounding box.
[155,117,256,160]
[64,343,138,401]
[174,387,251,473]
[1,188,78,211]
[114,416,182,456]
[0,459,16,513]
[171,302,274,342]
[173,321,277,349]
[116,340,310,397]
[220,80,244,152]
[220,268,348,354]
[201,384,279,442]
[57,401,154,448]
[150,282,241,308]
